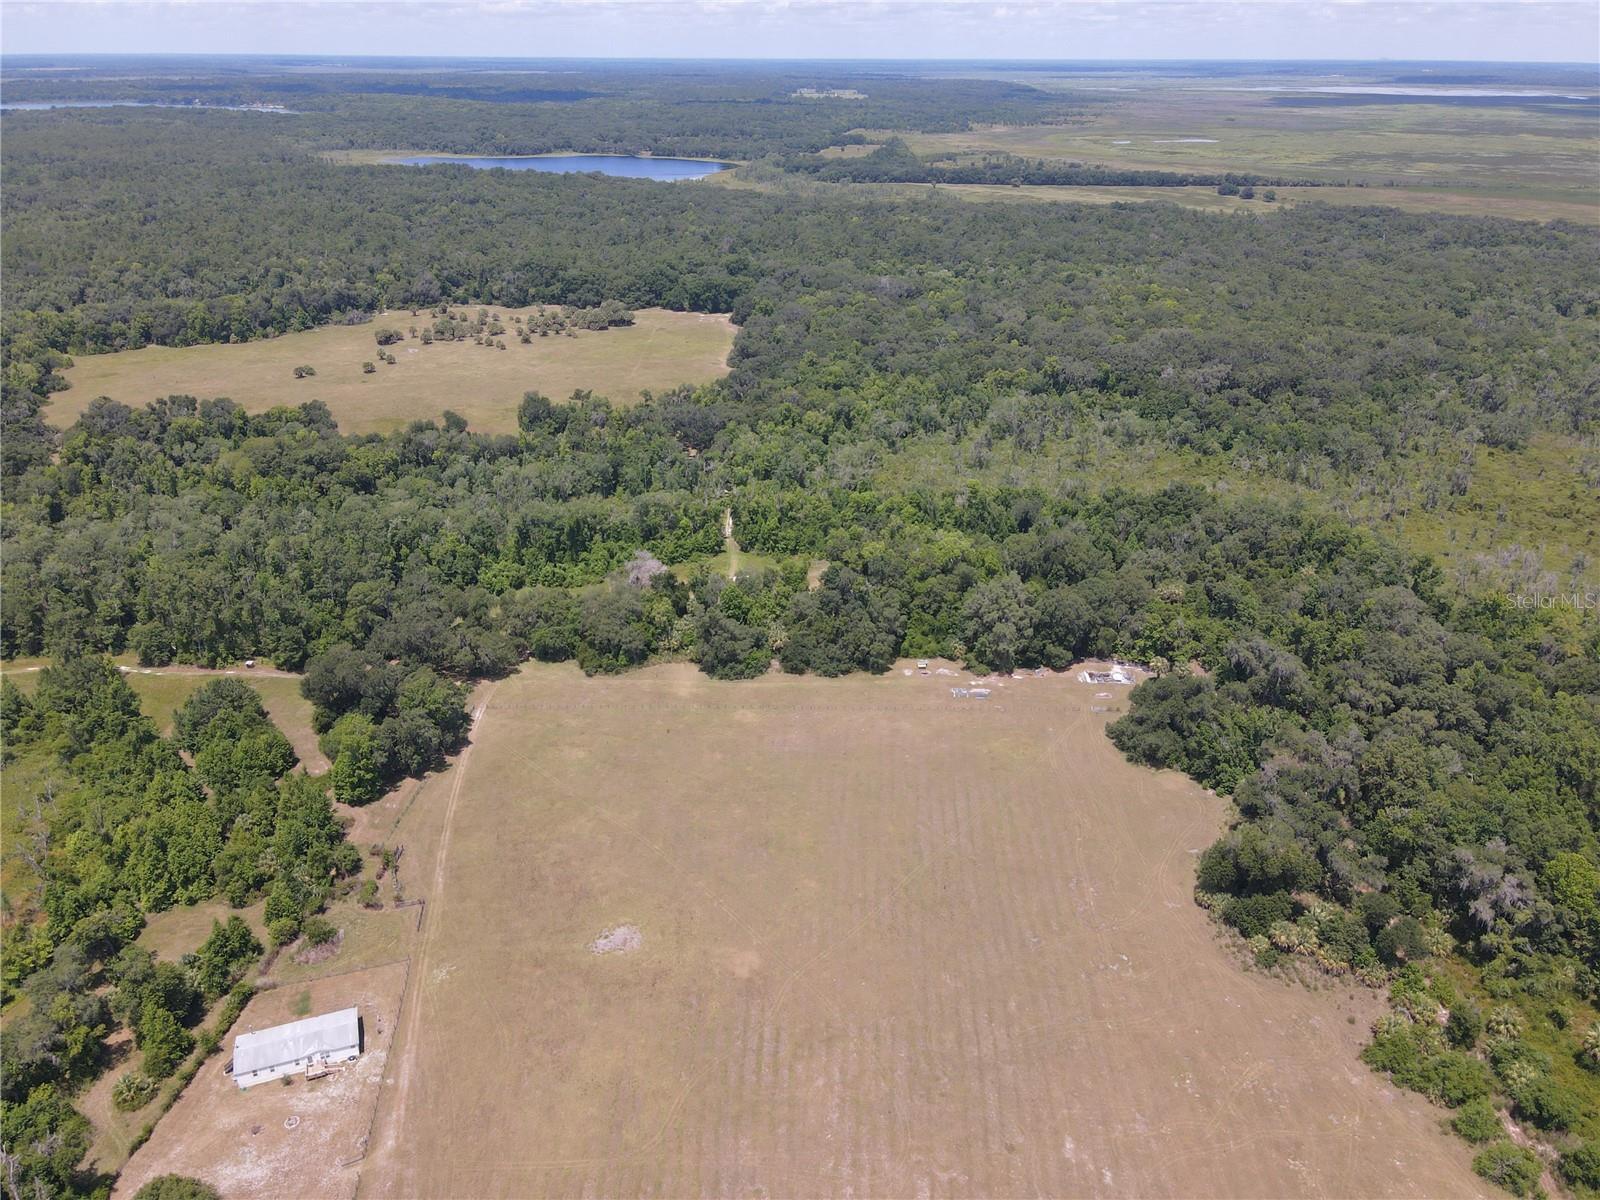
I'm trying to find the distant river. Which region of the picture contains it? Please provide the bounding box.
[388,153,731,180]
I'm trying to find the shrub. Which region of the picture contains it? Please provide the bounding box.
[1450,1097,1502,1144]
[1472,1141,1542,1197]
[266,916,300,947]
[1486,1005,1524,1040]
[359,879,381,908]
[1559,1141,1600,1190]
[361,360,376,374]
[139,1005,194,1079]
[292,365,316,379]
[1488,1037,1548,1089]
[133,1177,221,1200]
[1375,916,1429,965]
[302,915,337,947]
[1418,1051,1494,1108]
[1221,891,1294,939]
[112,1072,157,1112]
[1510,1074,1581,1131]
[1363,1024,1426,1081]
[1446,1002,1484,1050]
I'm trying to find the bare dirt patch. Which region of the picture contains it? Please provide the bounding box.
[52,307,736,435]
[589,924,643,954]
[114,960,408,1200]
[357,662,1489,1199]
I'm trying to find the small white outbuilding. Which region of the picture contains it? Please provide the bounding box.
[231,1007,360,1089]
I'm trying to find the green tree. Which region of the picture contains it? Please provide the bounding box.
[0,1084,91,1199]
[330,718,383,806]
[962,572,1034,673]
[194,916,262,999]
[138,1003,194,1079]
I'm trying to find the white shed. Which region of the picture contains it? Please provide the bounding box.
[231,1007,360,1089]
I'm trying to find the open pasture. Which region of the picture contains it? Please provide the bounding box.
[898,181,1600,224]
[870,71,1599,222]
[358,662,1486,1198]
[51,307,736,435]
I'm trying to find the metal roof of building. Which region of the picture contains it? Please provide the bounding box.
[233,1007,359,1076]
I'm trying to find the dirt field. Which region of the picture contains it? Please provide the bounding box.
[50,307,736,434]
[114,960,409,1200]
[351,661,1488,1199]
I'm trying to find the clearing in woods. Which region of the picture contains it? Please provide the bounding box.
[0,660,325,772]
[49,307,736,435]
[357,661,1488,1199]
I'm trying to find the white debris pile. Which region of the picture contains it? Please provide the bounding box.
[589,925,642,955]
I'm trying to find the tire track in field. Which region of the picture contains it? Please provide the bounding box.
[360,684,496,1197]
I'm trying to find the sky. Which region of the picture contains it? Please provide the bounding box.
[2,0,1597,63]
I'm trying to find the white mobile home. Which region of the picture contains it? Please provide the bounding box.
[231,1007,360,1089]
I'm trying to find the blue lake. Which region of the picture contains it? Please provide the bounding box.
[389,153,730,180]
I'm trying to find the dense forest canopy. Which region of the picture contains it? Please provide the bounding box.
[1,62,1598,1199]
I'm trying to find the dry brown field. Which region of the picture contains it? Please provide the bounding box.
[339,661,1488,1199]
[114,959,409,1200]
[50,307,736,435]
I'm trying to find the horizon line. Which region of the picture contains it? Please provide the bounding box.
[4,52,1599,66]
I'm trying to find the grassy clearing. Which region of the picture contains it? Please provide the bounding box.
[888,181,1599,224]
[51,307,736,435]
[351,661,1485,1198]
[882,92,1597,191]
[872,430,1599,589]
[1,661,325,772]
[137,901,268,966]
[853,77,1597,223]
[1382,434,1600,585]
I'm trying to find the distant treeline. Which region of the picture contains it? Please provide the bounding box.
[780,139,1322,188]
[0,66,1087,161]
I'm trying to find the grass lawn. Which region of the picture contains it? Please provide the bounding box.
[50,307,736,435]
